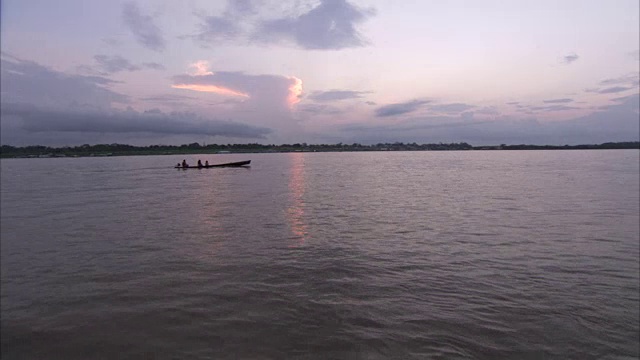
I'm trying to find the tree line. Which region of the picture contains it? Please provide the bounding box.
[0,141,638,158]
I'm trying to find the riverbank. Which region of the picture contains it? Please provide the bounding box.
[1,141,638,158]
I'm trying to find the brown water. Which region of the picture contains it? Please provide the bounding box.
[1,150,639,359]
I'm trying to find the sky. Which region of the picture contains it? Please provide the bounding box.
[1,0,638,146]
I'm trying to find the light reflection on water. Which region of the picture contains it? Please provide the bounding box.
[287,153,307,247]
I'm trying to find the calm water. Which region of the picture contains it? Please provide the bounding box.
[1,150,639,359]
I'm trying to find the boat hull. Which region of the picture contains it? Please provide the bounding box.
[175,160,251,169]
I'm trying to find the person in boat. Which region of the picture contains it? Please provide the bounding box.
[197,159,203,168]
[205,160,209,167]
[181,159,188,168]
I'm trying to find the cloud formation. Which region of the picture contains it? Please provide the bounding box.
[1,54,128,108]
[172,70,302,109]
[562,53,579,64]
[543,98,573,104]
[598,73,640,86]
[1,55,272,144]
[256,0,375,50]
[427,103,476,113]
[308,90,368,102]
[375,99,430,117]
[94,55,141,73]
[2,103,271,138]
[340,93,639,145]
[530,105,579,111]
[588,86,634,94]
[122,2,166,51]
[297,103,344,115]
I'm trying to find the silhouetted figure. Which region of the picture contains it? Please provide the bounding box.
[205,160,209,167]
[182,159,188,168]
[197,159,203,168]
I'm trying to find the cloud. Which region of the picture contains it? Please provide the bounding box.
[141,94,196,103]
[543,98,573,104]
[2,103,271,139]
[611,93,640,103]
[375,99,430,117]
[474,106,499,115]
[171,71,302,109]
[256,0,376,50]
[598,73,639,86]
[562,53,579,64]
[530,105,580,111]
[587,86,634,94]
[90,55,165,74]
[427,103,476,113]
[1,55,128,109]
[506,101,519,105]
[629,50,640,61]
[339,94,638,145]
[297,103,344,115]
[192,16,243,43]
[142,62,165,70]
[188,1,258,45]
[94,55,141,73]
[308,90,368,102]
[122,2,166,51]
[102,38,122,47]
[1,55,281,145]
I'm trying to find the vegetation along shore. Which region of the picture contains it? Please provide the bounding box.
[0,142,638,159]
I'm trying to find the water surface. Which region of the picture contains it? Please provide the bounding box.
[1,150,638,359]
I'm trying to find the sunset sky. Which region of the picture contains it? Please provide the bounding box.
[1,0,638,146]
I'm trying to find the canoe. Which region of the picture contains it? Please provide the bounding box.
[175,160,251,169]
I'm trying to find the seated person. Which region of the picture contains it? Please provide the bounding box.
[181,159,188,167]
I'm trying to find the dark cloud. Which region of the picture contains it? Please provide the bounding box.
[340,94,638,145]
[122,2,166,51]
[427,103,476,113]
[94,55,141,73]
[598,73,639,86]
[141,94,196,102]
[93,55,165,73]
[587,86,634,94]
[188,1,257,44]
[365,101,376,106]
[228,0,256,15]
[142,62,165,70]
[543,98,573,104]
[530,105,580,111]
[308,90,368,102]
[506,101,519,105]
[375,99,430,117]
[192,16,242,43]
[562,53,579,64]
[297,103,344,115]
[256,0,376,50]
[1,55,128,108]
[474,106,499,115]
[611,93,639,103]
[2,103,271,139]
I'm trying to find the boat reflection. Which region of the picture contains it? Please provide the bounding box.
[287,153,307,247]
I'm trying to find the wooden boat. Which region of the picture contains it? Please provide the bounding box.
[175,160,251,169]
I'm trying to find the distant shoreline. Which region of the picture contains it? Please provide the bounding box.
[1,142,638,159]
